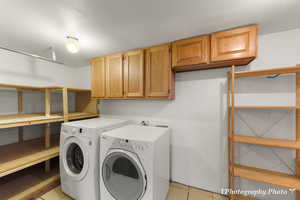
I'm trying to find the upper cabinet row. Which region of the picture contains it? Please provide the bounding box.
[91,24,258,99]
[172,24,258,72]
[91,44,174,99]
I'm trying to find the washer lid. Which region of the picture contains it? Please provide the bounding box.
[102,150,146,200]
[103,125,169,142]
[63,118,130,130]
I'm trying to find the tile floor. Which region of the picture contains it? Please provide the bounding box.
[36,182,230,200]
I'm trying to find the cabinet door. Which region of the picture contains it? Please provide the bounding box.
[211,24,258,62]
[91,57,106,98]
[145,44,174,98]
[106,54,124,98]
[124,49,144,98]
[172,35,210,67]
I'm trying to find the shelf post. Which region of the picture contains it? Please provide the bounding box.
[296,72,300,200]
[63,87,69,122]
[44,88,51,172]
[228,65,235,199]
[17,90,23,143]
[44,123,51,172]
[45,89,51,117]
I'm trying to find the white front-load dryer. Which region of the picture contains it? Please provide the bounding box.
[60,117,130,200]
[100,125,170,200]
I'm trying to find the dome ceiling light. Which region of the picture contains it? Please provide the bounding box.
[66,36,80,53]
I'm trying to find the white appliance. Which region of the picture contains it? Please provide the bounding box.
[60,117,130,200]
[100,124,170,200]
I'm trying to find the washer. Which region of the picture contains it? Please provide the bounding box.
[60,117,131,200]
[100,125,170,200]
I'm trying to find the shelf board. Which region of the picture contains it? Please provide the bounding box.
[0,113,64,129]
[234,65,300,78]
[0,164,59,200]
[233,135,300,150]
[0,83,45,91]
[0,83,92,92]
[44,86,91,92]
[9,174,60,200]
[231,106,299,110]
[0,112,99,128]
[0,137,59,178]
[233,164,300,190]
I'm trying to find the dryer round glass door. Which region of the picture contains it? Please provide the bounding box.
[102,151,146,200]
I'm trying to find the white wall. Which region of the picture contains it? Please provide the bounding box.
[0,50,78,146]
[0,50,82,88]
[79,28,300,199]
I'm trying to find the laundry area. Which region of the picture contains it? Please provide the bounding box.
[0,1,300,200]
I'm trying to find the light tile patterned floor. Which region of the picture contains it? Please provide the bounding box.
[37,182,229,200]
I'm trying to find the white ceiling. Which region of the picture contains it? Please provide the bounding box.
[1,0,300,67]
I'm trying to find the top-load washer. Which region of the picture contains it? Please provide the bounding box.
[100,124,170,200]
[60,117,131,200]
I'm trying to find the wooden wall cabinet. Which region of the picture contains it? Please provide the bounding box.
[172,35,210,67]
[172,24,258,72]
[91,57,106,98]
[106,54,124,98]
[146,44,174,99]
[124,49,145,98]
[211,24,258,62]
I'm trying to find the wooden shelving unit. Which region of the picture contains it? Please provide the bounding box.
[228,64,300,200]
[0,83,99,199]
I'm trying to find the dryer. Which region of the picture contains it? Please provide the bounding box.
[100,125,170,200]
[60,117,130,200]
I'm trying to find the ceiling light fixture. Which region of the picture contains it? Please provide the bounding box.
[66,36,80,53]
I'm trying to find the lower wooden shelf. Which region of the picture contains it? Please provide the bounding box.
[0,162,60,200]
[0,136,59,178]
[233,164,300,190]
[233,135,300,150]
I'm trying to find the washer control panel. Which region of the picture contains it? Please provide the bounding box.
[63,126,85,136]
[118,139,131,148]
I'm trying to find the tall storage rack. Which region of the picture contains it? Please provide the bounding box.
[228,65,300,200]
[0,83,99,200]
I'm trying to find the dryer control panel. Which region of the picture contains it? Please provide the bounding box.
[113,138,148,152]
[133,143,145,151]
